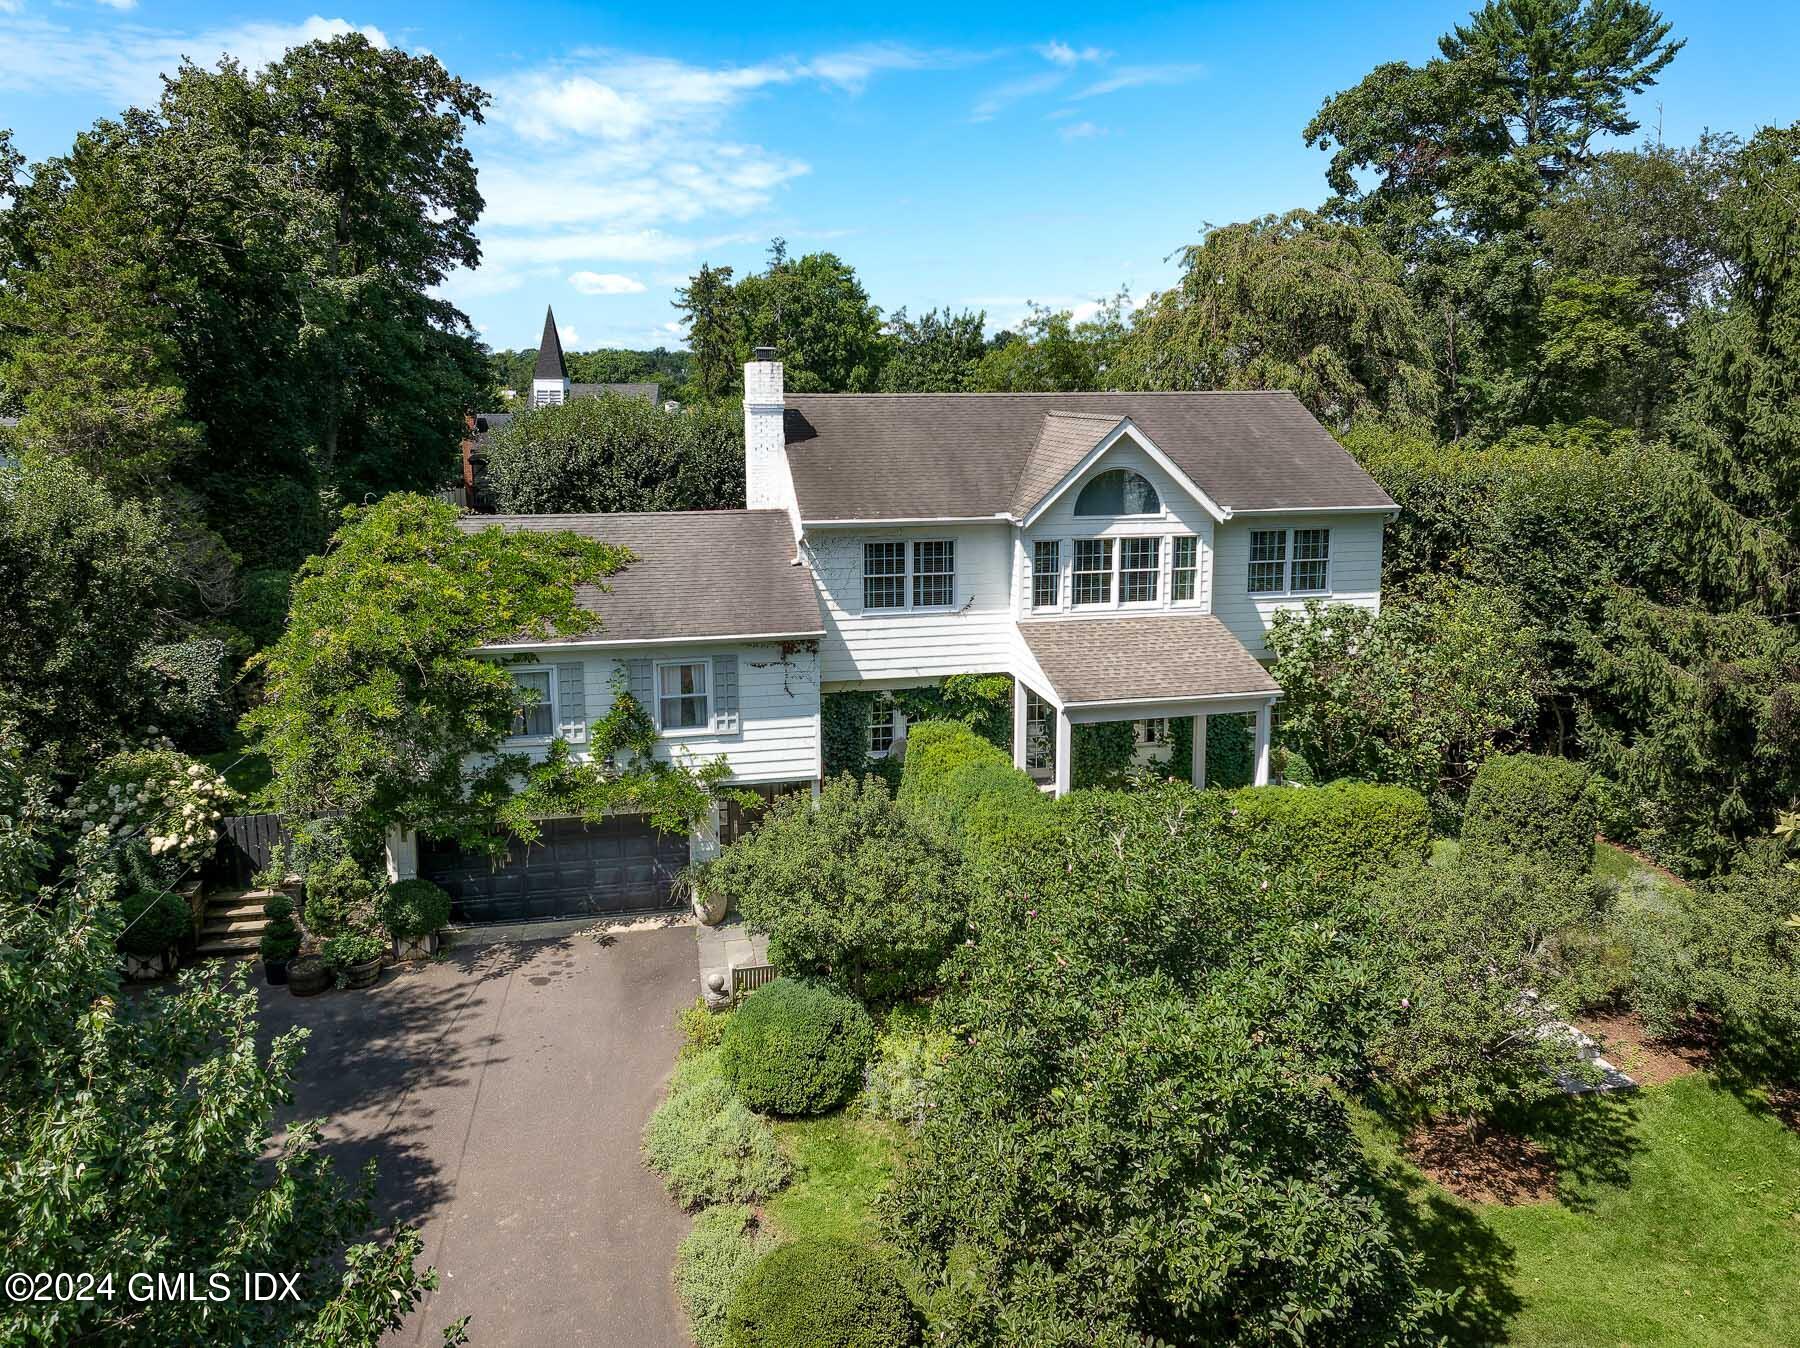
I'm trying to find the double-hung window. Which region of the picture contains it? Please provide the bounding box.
[657,661,709,731]
[1024,690,1054,775]
[1072,539,1114,606]
[1291,529,1331,593]
[1171,536,1199,602]
[510,669,555,739]
[1120,537,1160,604]
[1248,530,1288,594]
[912,540,955,608]
[1031,539,1062,610]
[863,542,906,610]
[869,703,899,757]
[1247,527,1330,594]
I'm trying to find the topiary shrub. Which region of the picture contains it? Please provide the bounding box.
[643,1051,792,1208]
[377,878,452,939]
[677,1205,776,1348]
[1229,781,1431,895]
[1461,752,1595,873]
[710,776,966,1001]
[302,857,378,938]
[718,979,875,1117]
[116,888,192,956]
[259,895,301,963]
[725,1238,920,1348]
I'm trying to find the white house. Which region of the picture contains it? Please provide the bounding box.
[397,343,1395,924]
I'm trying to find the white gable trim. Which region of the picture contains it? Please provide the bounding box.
[1019,419,1230,527]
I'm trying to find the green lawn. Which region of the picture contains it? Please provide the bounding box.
[1359,1075,1800,1346]
[766,1112,906,1245]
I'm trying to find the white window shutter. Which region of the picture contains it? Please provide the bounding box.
[555,661,586,742]
[711,654,740,733]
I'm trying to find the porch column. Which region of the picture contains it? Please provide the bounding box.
[1191,713,1207,789]
[1053,707,1073,798]
[384,826,418,883]
[1253,702,1273,787]
[1012,676,1029,772]
[690,799,723,863]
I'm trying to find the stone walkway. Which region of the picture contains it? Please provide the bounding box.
[695,918,769,1006]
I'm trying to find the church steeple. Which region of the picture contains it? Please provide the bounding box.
[531,305,571,406]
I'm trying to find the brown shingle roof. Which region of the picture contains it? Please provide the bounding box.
[1021,615,1281,705]
[783,391,1393,521]
[457,509,823,646]
[1010,411,1125,518]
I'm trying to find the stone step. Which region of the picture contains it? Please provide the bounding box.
[203,915,269,938]
[208,898,273,920]
[194,936,260,958]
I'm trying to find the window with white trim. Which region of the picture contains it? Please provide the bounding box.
[657,661,709,731]
[1024,690,1054,774]
[1031,539,1061,610]
[1073,538,1113,606]
[510,668,555,739]
[1134,717,1170,747]
[1074,469,1161,516]
[863,542,905,610]
[912,540,955,608]
[869,703,899,757]
[1248,527,1331,595]
[1120,537,1160,604]
[1248,530,1287,594]
[1291,528,1331,593]
[1171,535,1199,602]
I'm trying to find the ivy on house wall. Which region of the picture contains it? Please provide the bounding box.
[822,675,1014,782]
[1167,712,1256,788]
[1072,721,1137,790]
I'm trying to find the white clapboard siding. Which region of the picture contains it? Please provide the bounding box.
[492,641,820,785]
[1210,513,1386,655]
[806,523,1017,686]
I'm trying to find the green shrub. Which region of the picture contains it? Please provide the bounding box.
[116,888,191,956]
[1229,781,1431,894]
[1462,752,1596,873]
[677,1206,776,1348]
[719,980,875,1117]
[857,1006,953,1131]
[259,895,301,962]
[302,857,378,938]
[319,930,385,975]
[643,1051,791,1208]
[725,1238,920,1348]
[711,775,967,1000]
[896,721,1056,872]
[678,999,731,1056]
[377,878,452,939]
[262,893,294,922]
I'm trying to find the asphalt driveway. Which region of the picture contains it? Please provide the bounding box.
[257,924,699,1346]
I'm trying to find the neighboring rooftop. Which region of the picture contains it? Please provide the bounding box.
[1020,614,1282,706]
[457,509,823,646]
[782,391,1395,521]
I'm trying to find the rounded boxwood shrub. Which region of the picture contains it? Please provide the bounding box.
[718,979,875,1116]
[1461,752,1595,873]
[378,878,452,939]
[725,1238,920,1348]
[116,888,192,956]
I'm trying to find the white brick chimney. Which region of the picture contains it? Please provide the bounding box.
[744,347,800,540]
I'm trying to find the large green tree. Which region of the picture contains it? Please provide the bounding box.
[877,306,988,392]
[971,296,1130,392]
[1116,210,1438,427]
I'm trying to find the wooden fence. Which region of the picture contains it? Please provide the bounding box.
[215,813,289,887]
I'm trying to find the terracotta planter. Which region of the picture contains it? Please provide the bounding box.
[122,948,178,981]
[392,932,437,962]
[287,958,330,997]
[263,957,290,986]
[339,956,383,990]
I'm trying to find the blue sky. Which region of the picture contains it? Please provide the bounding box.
[1,1,1795,352]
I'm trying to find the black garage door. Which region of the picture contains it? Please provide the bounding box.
[421,816,689,925]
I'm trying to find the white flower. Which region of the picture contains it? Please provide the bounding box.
[80,821,94,833]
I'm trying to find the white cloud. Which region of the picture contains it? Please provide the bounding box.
[1037,40,1108,67]
[558,323,581,347]
[971,70,1065,122]
[0,13,387,105]
[568,270,646,295]
[1071,63,1206,99]
[95,0,139,10]
[1059,120,1105,141]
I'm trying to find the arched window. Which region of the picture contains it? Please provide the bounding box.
[1073,469,1160,516]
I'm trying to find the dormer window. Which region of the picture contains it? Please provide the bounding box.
[1074,469,1160,517]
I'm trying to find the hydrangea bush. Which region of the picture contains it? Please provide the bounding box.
[65,750,234,875]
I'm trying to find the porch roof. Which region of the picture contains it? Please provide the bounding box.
[1019,615,1281,707]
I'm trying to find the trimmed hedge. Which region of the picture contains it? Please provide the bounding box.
[725,1238,921,1348]
[718,979,874,1117]
[643,1050,792,1208]
[1462,752,1595,873]
[896,721,1056,870]
[677,1205,775,1348]
[1228,782,1431,893]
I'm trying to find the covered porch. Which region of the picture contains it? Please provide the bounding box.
[1011,615,1283,798]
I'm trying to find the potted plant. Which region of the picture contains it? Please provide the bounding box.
[287,954,331,997]
[118,887,192,980]
[676,860,728,926]
[259,895,301,985]
[378,878,452,961]
[321,930,387,990]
